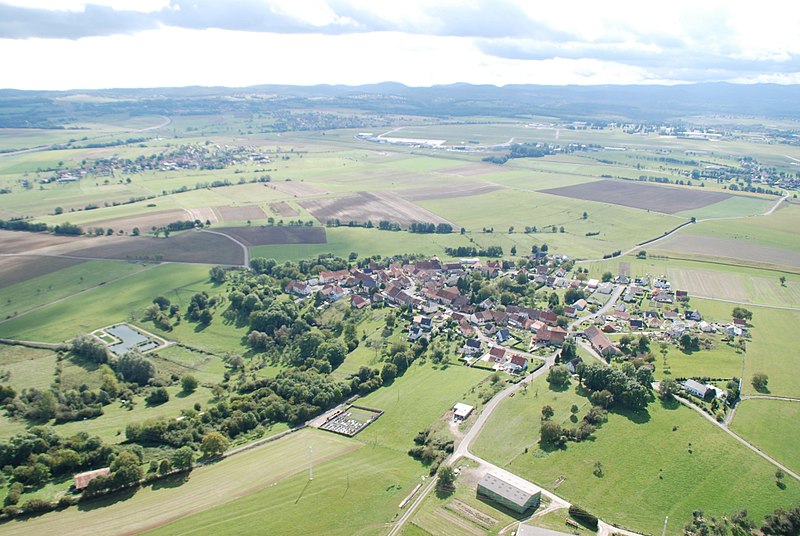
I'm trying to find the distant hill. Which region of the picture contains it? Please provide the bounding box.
[1,82,799,127]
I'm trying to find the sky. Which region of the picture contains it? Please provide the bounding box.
[1,0,800,90]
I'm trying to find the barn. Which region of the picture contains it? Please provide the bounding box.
[477,471,542,514]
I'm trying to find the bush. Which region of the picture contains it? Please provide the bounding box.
[180,374,199,394]
[146,387,170,405]
[21,498,54,514]
[569,504,599,530]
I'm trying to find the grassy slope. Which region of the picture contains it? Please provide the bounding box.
[693,298,800,398]
[731,399,800,475]
[473,375,800,535]
[0,260,148,319]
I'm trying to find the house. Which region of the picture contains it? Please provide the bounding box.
[477,471,542,514]
[596,282,614,295]
[539,311,558,326]
[698,321,714,333]
[629,318,644,329]
[724,324,743,337]
[536,326,567,347]
[584,325,618,357]
[676,290,689,300]
[285,281,313,296]
[453,402,474,421]
[732,318,747,328]
[683,379,711,400]
[496,328,511,344]
[565,357,583,375]
[413,316,433,331]
[564,305,577,318]
[507,354,528,374]
[488,346,506,363]
[350,295,370,309]
[320,284,346,301]
[685,310,702,321]
[586,279,599,290]
[318,269,350,284]
[408,326,423,341]
[463,338,482,356]
[73,467,111,490]
[573,299,588,311]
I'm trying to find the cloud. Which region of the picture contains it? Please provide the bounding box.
[0,3,156,39]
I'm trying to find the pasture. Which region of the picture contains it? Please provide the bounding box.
[2,429,361,536]
[0,259,149,319]
[652,234,800,270]
[473,375,800,535]
[731,399,800,474]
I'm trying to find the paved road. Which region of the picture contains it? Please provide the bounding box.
[675,395,800,482]
[568,284,625,331]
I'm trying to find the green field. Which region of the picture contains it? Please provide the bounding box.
[731,399,800,475]
[676,194,774,219]
[2,429,361,536]
[0,260,150,320]
[473,375,800,535]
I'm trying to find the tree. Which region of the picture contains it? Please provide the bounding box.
[317,340,348,369]
[582,211,588,220]
[146,387,169,405]
[437,465,456,492]
[116,352,157,385]
[601,271,613,282]
[780,275,787,286]
[172,446,195,470]
[540,421,563,446]
[541,405,554,421]
[732,307,753,321]
[201,431,229,458]
[547,365,570,387]
[751,372,769,392]
[381,363,398,384]
[181,374,199,394]
[658,378,680,401]
[209,266,227,283]
[71,334,108,364]
[637,335,650,354]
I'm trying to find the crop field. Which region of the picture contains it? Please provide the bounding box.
[299,191,453,228]
[83,209,191,234]
[540,179,733,214]
[2,429,361,536]
[211,204,266,222]
[266,180,329,197]
[268,201,299,216]
[473,376,800,535]
[67,232,244,265]
[215,225,326,246]
[685,203,800,252]
[675,194,774,219]
[731,399,800,474]
[0,255,83,287]
[652,234,800,269]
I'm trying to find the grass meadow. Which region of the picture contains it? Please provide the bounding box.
[472,375,800,535]
[731,399,800,475]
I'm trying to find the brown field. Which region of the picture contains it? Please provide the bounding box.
[84,209,190,234]
[269,201,299,217]
[541,180,732,214]
[0,231,82,254]
[214,226,326,246]
[213,205,267,222]
[266,181,329,197]
[653,235,800,268]
[299,192,452,228]
[0,256,84,286]
[397,182,504,201]
[67,232,244,265]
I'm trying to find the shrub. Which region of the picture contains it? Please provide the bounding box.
[569,504,599,530]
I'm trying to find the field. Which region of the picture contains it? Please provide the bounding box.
[212,204,266,222]
[214,225,326,246]
[299,191,453,228]
[84,209,191,234]
[540,179,733,214]
[731,399,800,475]
[268,201,299,217]
[397,181,504,201]
[652,234,800,269]
[472,376,800,535]
[1,429,361,536]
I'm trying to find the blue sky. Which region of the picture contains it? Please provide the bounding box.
[1,0,799,90]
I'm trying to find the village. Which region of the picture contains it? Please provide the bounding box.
[284,253,751,408]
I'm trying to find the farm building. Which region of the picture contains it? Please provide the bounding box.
[683,379,711,399]
[477,471,542,514]
[453,402,474,421]
[73,467,111,490]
